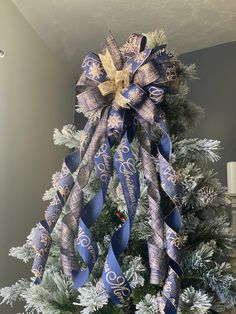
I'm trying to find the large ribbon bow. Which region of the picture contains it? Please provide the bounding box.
[31,32,183,314]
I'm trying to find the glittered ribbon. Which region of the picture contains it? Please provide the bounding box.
[102,127,140,304]
[139,121,167,285]
[72,136,113,287]
[60,108,109,277]
[156,108,183,313]
[31,114,100,281]
[30,31,182,313]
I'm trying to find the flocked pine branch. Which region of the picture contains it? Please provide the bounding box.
[9,227,36,263]
[177,81,191,98]
[9,243,35,263]
[179,286,212,314]
[0,279,30,307]
[74,281,108,314]
[132,216,152,241]
[135,293,159,314]
[183,240,216,272]
[199,170,230,207]
[53,124,84,149]
[42,187,56,201]
[183,240,235,305]
[178,62,198,81]
[173,138,221,164]
[184,213,236,252]
[203,262,236,311]
[178,164,229,211]
[183,238,236,310]
[22,267,79,314]
[83,168,101,203]
[123,256,146,288]
[143,29,167,48]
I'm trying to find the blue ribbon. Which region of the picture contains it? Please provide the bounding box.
[156,108,183,312]
[31,32,183,313]
[102,129,140,304]
[73,137,113,287]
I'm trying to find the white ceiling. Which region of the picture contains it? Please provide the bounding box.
[12,0,236,75]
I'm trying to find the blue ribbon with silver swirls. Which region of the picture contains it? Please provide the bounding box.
[30,32,183,313]
[72,137,113,287]
[102,128,140,305]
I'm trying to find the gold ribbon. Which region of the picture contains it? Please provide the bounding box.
[98,48,130,108]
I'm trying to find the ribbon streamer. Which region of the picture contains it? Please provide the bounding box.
[30,31,182,314]
[139,121,167,285]
[156,108,183,313]
[73,137,113,287]
[102,128,140,304]
[31,108,109,280]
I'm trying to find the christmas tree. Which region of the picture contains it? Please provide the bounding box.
[1,30,236,314]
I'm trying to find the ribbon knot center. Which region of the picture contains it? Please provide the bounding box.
[114,70,130,90]
[98,49,130,108]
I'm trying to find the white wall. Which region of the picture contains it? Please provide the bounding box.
[0,1,75,312]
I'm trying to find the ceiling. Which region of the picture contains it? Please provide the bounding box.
[12,0,236,75]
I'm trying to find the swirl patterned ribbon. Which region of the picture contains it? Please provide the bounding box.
[30,32,183,313]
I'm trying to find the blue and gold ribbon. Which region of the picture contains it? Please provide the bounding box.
[30,32,182,313]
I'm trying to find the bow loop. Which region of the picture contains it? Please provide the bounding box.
[98,48,117,80]
[82,51,107,83]
[104,32,123,70]
[123,48,152,74]
[122,33,147,60]
[133,61,160,87]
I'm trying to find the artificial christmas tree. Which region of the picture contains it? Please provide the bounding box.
[1,30,235,314]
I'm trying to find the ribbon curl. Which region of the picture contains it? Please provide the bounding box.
[31,32,182,314]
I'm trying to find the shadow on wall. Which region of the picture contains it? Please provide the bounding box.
[179,41,236,187]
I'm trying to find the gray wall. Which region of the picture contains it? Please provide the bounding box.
[180,41,236,186]
[0,1,76,313]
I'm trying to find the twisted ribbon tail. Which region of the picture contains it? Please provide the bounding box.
[31,114,100,282]
[139,124,168,285]
[73,105,130,292]
[72,137,113,287]
[61,180,83,276]
[102,132,140,304]
[156,109,183,314]
[60,113,105,276]
[72,105,128,287]
[60,107,110,283]
[31,103,107,282]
